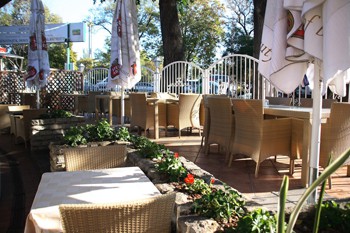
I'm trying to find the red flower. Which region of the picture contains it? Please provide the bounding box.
[184,173,194,184]
[210,177,215,184]
[174,152,179,158]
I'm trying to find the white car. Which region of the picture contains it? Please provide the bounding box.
[93,78,118,92]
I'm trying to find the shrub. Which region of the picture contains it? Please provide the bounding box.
[63,119,117,146]
[193,185,245,224]
[156,152,187,182]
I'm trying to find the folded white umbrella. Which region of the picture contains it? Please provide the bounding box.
[108,0,141,125]
[25,0,50,109]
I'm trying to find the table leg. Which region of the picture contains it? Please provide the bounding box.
[95,97,100,121]
[108,98,113,125]
[154,102,159,139]
[301,119,312,187]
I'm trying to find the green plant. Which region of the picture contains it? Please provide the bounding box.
[135,138,168,160]
[40,109,73,119]
[63,126,87,147]
[276,148,350,233]
[184,173,212,195]
[85,119,117,142]
[317,200,350,232]
[234,208,280,233]
[156,152,187,182]
[115,127,131,141]
[193,185,245,223]
[63,119,117,146]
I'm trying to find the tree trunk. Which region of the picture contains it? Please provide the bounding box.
[253,0,267,59]
[159,0,184,66]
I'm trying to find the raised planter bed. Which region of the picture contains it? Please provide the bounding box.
[31,116,85,151]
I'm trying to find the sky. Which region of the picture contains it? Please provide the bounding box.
[42,0,109,59]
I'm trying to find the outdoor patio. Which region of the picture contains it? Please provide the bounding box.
[1,125,350,232]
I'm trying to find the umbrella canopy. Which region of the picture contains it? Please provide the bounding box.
[108,0,141,125]
[25,0,50,109]
[259,0,350,202]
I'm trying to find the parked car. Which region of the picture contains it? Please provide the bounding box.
[93,78,118,92]
[131,82,154,93]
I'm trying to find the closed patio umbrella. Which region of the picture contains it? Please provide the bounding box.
[259,0,350,202]
[107,0,141,125]
[25,0,50,109]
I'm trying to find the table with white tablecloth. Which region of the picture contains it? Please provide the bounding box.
[24,167,161,233]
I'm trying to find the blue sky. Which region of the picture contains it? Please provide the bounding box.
[42,0,109,59]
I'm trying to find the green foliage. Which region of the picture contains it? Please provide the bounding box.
[63,119,117,146]
[317,201,350,232]
[63,126,87,147]
[85,119,117,142]
[234,208,280,233]
[115,127,131,142]
[185,176,212,196]
[130,135,168,160]
[179,0,225,67]
[156,152,187,182]
[193,185,245,223]
[40,109,73,119]
[279,148,350,233]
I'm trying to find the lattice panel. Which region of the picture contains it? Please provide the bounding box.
[0,70,83,110]
[45,70,84,110]
[0,71,25,104]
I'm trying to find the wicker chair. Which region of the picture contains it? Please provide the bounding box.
[59,192,176,233]
[318,103,350,188]
[194,95,211,162]
[229,99,292,177]
[204,96,234,161]
[14,108,47,148]
[7,105,30,135]
[129,92,166,136]
[63,144,127,171]
[167,93,202,137]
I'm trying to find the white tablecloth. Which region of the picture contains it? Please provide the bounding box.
[24,167,160,233]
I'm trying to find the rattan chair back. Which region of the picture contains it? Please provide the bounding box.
[63,144,127,171]
[230,99,291,177]
[59,192,176,233]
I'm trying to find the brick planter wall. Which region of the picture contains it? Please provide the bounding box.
[31,116,85,151]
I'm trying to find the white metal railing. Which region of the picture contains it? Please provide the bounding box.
[83,54,349,103]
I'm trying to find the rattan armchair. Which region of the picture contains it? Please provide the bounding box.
[204,96,234,161]
[319,103,350,188]
[129,92,166,136]
[167,93,202,137]
[14,108,47,148]
[229,99,292,177]
[63,144,127,171]
[59,192,176,233]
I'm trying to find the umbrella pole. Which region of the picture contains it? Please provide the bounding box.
[121,87,125,126]
[36,88,40,109]
[308,58,323,204]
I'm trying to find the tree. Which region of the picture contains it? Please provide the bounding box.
[95,0,185,66]
[180,0,225,67]
[224,0,254,56]
[253,0,266,58]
